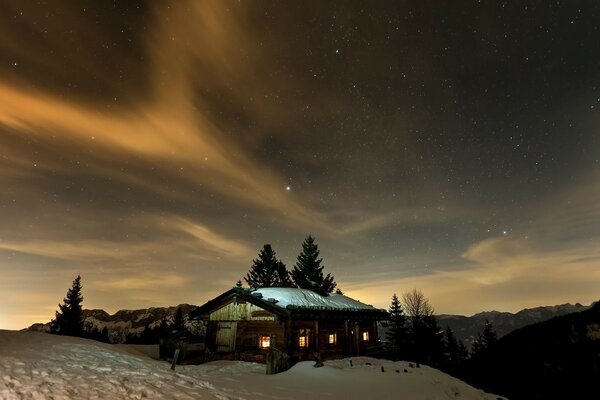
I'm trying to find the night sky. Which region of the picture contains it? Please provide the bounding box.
[1,1,599,330]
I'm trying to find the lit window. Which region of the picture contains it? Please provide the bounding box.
[362,331,369,342]
[328,333,337,345]
[298,335,308,348]
[259,335,271,349]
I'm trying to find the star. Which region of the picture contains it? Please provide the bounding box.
[285,186,291,191]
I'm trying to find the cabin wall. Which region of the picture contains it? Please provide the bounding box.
[288,319,377,360]
[205,319,284,362]
[209,301,275,321]
[236,320,285,351]
[204,300,283,362]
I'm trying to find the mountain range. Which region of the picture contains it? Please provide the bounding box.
[436,302,591,347]
[28,301,592,345]
[27,304,202,343]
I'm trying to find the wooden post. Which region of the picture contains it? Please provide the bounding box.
[171,348,180,370]
[314,319,320,358]
[354,322,360,356]
[344,320,350,356]
[285,318,295,355]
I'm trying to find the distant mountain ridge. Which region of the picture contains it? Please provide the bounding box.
[27,304,202,343]
[437,302,591,347]
[456,300,600,399]
[28,301,592,345]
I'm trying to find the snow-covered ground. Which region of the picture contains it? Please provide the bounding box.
[0,330,504,400]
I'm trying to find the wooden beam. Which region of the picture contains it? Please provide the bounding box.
[314,319,320,356]
[354,321,360,356]
[344,320,350,356]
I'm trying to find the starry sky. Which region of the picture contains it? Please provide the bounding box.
[1,1,600,330]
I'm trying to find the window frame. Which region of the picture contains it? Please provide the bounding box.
[258,334,271,349]
[327,332,337,345]
[361,331,370,342]
[298,334,309,348]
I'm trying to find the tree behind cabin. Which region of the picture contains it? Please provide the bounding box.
[50,275,84,337]
[245,244,293,288]
[291,235,336,295]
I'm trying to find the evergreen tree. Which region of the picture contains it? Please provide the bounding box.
[85,326,110,343]
[386,293,407,359]
[244,244,292,288]
[50,275,84,337]
[274,260,294,287]
[457,339,469,361]
[235,280,243,288]
[172,306,185,331]
[443,326,463,364]
[291,235,336,295]
[101,327,110,343]
[440,326,469,373]
[472,319,498,357]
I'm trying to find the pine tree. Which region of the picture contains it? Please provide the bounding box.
[386,293,407,359]
[172,306,185,331]
[101,327,110,343]
[274,260,294,287]
[235,280,243,288]
[244,244,292,288]
[50,275,84,336]
[443,326,460,363]
[291,235,336,295]
[457,339,469,361]
[472,319,497,357]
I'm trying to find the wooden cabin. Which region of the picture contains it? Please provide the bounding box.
[189,287,388,363]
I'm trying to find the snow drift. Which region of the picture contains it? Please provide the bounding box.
[0,330,503,399]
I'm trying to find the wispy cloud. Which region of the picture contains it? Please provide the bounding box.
[158,215,254,260]
[346,171,600,314]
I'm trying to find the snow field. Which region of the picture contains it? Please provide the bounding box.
[0,330,504,400]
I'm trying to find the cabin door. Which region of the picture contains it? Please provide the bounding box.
[215,321,237,352]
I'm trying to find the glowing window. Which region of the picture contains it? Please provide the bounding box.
[362,331,369,342]
[328,333,337,345]
[298,335,308,348]
[259,335,271,349]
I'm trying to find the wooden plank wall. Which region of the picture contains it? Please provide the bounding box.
[236,320,285,351]
[209,300,275,321]
[288,319,376,359]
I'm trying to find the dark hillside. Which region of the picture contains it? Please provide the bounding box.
[457,301,600,400]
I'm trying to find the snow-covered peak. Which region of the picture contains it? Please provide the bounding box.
[251,287,380,311]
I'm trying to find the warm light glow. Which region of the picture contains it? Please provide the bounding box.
[259,335,270,349]
[328,333,337,345]
[362,331,369,342]
[298,335,308,348]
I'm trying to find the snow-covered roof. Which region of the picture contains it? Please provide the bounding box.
[251,287,380,311]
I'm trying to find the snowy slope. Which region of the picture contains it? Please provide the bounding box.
[0,330,504,400]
